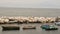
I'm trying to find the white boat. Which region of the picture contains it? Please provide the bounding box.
[55,22,60,26]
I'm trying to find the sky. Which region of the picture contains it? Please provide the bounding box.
[0,0,60,8]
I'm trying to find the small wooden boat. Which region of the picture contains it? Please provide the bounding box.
[23,25,36,30]
[2,26,20,31]
[55,22,60,26]
[41,25,58,30]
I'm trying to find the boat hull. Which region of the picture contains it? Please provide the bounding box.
[23,27,36,30]
[45,28,58,30]
[41,25,58,30]
[2,26,20,31]
[23,25,36,30]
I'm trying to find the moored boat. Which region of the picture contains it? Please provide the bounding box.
[41,25,58,30]
[23,25,36,30]
[2,26,20,31]
[55,22,60,26]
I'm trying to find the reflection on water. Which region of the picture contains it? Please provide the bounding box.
[2,30,19,34]
[0,24,60,34]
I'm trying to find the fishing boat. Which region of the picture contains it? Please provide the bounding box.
[55,22,60,26]
[23,25,36,30]
[2,26,20,31]
[41,25,58,30]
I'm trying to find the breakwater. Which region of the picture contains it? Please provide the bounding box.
[0,16,60,24]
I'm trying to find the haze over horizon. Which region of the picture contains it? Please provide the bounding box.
[0,0,60,8]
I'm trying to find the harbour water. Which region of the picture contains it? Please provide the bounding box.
[0,23,60,34]
[0,8,60,17]
[0,8,60,34]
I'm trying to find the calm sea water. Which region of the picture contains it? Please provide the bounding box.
[0,8,60,34]
[0,8,60,17]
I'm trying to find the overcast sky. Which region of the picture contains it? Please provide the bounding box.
[0,0,60,8]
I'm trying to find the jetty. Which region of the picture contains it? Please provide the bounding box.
[0,16,59,24]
